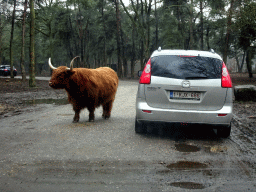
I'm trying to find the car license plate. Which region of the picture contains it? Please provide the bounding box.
[170,91,201,100]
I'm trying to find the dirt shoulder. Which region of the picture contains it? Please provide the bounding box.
[0,78,66,117]
[0,74,255,132]
[231,73,256,86]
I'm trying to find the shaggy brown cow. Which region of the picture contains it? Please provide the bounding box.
[48,57,119,123]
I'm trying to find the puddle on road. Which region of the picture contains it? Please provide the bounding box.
[166,161,208,169]
[202,169,220,177]
[169,182,205,189]
[158,161,208,173]
[205,145,228,153]
[159,161,219,179]
[175,143,200,152]
[23,98,69,105]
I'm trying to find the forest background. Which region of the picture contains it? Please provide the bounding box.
[0,0,256,87]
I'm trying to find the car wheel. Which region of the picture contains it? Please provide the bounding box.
[135,117,146,134]
[216,124,231,138]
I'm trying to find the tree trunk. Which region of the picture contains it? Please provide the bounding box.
[140,40,144,70]
[131,23,136,78]
[77,7,84,65]
[200,0,204,50]
[154,0,158,49]
[235,54,240,73]
[67,10,74,59]
[246,47,253,78]
[145,0,152,59]
[206,26,210,50]
[0,6,2,65]
[86,29,90,68]
[10,0,17,79]
[29,0,36,87]
[20,0,28,82]
[223,0,234,64]
[121,29,128,77]
[131,1,138,79]
[115,0,122,77]
[239,50,246,73]
[102,0,107,66]
[189,0,194,49]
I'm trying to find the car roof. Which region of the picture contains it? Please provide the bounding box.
[151,49,223,60]
[0,65,16,68]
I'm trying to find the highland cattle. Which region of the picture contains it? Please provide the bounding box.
[48,57,119,122]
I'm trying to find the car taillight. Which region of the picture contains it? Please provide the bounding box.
[139,59,151,84]
[221,62,232,88]
[4,69,7,71]
[142,110,152,113]
[218,114,227,116]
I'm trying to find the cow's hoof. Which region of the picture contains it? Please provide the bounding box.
[73,118,79,123]
[102,114,110,119]
[89,116,94,122]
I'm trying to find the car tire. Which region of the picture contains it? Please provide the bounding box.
[216,124,231,138]
[135,117,146,134]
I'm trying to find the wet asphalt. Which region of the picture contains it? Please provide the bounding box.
[0,80,255,191]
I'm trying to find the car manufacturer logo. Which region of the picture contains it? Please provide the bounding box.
[182,81,190,88]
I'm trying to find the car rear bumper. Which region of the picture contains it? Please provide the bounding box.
[0,71,16,76]
[136,98,233,126]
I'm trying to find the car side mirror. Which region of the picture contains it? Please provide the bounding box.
[138,70,142,77]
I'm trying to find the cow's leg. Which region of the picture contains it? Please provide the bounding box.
[102,100,113,119]
[73,107,81,123]
[88,107,95,122]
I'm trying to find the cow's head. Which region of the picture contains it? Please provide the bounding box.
[48,56,79,89]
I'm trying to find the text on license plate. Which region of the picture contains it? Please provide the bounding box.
[170,91,201,100]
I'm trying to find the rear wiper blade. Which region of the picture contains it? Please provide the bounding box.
[185,76,208,79]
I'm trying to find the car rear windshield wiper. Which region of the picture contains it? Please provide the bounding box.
[185,76,208,79]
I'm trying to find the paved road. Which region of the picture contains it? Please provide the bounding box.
[0,80,255,191]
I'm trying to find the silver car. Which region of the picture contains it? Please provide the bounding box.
[135,49,233,138]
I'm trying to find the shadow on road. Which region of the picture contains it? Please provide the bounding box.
[140,123,221,141]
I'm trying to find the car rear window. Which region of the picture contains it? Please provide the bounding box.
[151,55,222,79]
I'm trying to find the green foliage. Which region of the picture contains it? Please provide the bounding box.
[207,0,225,12]
[66,0,96,8]
[236,2,256,49]
[1,0,255,77]
[159,7,183,49]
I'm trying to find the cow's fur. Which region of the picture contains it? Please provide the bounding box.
[49,62,119,123]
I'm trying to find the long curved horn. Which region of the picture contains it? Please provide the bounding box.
[69,56,80,71]
[48,58,57,70]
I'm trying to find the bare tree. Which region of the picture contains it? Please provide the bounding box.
[10,0,17,78]
[115,0,122,77]
[120,0,153,69]
[200,0,203,50]
[223,0,234,64]
[20,0,28,81]
[29,0,36,87]
[154,0,158,49]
